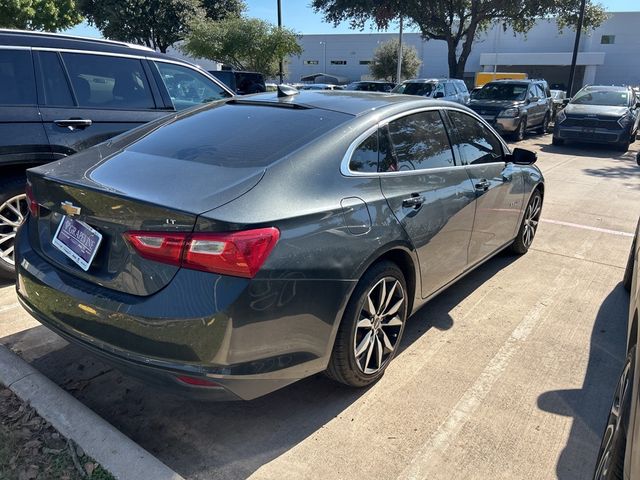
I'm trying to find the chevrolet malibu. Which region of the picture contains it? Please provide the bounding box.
[16,89,544,400]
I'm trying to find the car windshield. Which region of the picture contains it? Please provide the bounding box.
[473,83,528,101]
[345,83,365,91]
[392,82,434,96]
[571,89,629,106]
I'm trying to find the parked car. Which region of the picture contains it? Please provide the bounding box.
[16,90,544,400]
[468,79,553,141]
[553,85,640,151]
[0,29,233,279]
[208,70,266,94]
[392,78,470,105]
[300,83,341,90]
[550,89,567,120]
[593,219,640,479]
[345,81,396,92]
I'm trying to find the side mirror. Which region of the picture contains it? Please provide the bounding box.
[507,148,537,165]
[562,98,571,106]
[433,91,445,99]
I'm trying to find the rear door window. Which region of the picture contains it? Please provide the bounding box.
[154,62,230,110]
[444,82,456,97]
[36,51,74,107]
[447,110,504,165]
[0,49,37,105]
[382,110,454,172]
[62,53,156,110]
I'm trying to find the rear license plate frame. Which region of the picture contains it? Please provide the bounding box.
[52,215,102,271]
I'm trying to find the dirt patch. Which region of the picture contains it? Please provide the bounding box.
[0,385,114,480]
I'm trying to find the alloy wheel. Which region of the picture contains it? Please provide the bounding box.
[523,194,541,249]
[0,193,28,267]
[594,354,632,479]
[353,277,405,375]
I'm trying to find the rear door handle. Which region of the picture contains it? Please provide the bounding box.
[402,194,425,208]
[54,118,93,130]
[475,179,491,192]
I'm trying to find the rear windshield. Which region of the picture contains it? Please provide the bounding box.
[127,103,351,167]
[474,83,528,101]
[571,89,629,107]
[393,82,434,96]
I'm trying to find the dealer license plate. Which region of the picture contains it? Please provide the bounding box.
[52,216,102,271]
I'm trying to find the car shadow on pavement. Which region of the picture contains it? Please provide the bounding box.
[537,283,628,480]
[534,141,636,160]
[1,253,519,480]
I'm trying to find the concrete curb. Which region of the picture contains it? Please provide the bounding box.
[0,344,185,480]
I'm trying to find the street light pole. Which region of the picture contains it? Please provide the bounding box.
[396,16,403,83]
[277,0,283,84]
[567,0,586,97]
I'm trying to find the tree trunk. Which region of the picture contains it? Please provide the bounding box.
[446,24,478,79]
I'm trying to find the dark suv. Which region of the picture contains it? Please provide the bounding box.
[553,85,639,151]
[0,29,233,278]
[344,81,396,92]
[469,80,552,141]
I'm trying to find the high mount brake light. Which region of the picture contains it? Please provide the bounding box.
[124,227,280,279]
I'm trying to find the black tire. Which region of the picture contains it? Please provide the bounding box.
[326,261,408,387]
[512,117,527,141]
[0,173,28,281]
[510,190,542,255]
[537,114,550,134]
[623,236,636,292]
[552,136,565,146]
[593,345,635,480]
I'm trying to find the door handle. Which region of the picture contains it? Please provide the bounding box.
[54,118,93,130]
[475,179,491,191]
[402,194,425,208]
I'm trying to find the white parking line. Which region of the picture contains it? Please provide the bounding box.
[396,267,570,480]
[541,218,634,237]
[0,303,19,314]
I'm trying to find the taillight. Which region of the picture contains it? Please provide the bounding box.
[25,182,39,217]
[123,232,187,266]
[124,227,279,279]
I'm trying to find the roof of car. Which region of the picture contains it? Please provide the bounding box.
[233,90,462,117]
[0,29,178,62]
[402,78,453,83]
[582,85,631,91]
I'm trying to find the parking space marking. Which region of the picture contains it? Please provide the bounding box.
[397,267,570,480]
[541,218,634,237]
[0,303,19,314]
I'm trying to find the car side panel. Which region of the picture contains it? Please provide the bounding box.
[0,106,51,167]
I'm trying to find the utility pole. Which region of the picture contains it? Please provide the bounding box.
[277,0,283,84]
[567,0,586,97]
[396,16,403,83]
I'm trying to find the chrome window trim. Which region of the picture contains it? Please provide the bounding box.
[340,105,510,177]
[0,45,31,51]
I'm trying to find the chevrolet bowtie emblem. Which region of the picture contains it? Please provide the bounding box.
[61,201,81,216]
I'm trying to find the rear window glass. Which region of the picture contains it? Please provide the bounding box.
[0,50,36,105]
[128,103,351,167]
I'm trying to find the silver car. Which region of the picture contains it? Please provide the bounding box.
[392,78,470,105]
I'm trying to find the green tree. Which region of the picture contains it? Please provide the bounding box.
[78,0,244,53]
[0,0,82,31]
[182,16,303,77]
[370,38,421,82]
[200,0,244,20]
[312,0,607,79]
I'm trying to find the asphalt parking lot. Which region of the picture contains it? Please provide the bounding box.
[1,132,639,480]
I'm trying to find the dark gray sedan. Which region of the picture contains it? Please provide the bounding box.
[15,90,544,400]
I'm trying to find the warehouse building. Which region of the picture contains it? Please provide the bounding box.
[285,11,640,89]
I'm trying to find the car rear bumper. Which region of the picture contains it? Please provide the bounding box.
[15,222,355,400]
